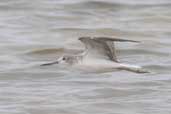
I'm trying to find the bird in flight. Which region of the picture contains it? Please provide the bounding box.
[41,37,149,73]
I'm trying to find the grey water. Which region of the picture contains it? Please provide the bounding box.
[0,0,171,114]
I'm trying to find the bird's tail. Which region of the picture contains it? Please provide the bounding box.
[118,63,149,73]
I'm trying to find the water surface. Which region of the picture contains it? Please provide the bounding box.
[0,0,171,114]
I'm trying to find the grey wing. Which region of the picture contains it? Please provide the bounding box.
[93,37,140,62]
[79,37,140,62]
[79,37,114,61]
[93,37,140,43]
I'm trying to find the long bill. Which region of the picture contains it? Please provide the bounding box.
[40,61,59,66]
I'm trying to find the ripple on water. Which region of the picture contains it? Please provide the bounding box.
[0,0,171,114]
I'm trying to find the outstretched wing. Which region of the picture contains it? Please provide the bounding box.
[93,37,140,43]
[79,37,139,62]
[79,37,113,61]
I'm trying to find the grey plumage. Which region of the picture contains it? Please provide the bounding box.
[41,37,144,73]
[79,36,139,62]
[41,36,140,66]
[40,36,149,74]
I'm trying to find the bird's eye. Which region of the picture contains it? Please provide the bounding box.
[63,57,66,60]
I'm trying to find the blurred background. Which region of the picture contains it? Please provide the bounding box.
[0,0,171,114]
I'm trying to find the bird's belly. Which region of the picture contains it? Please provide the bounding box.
[79,59,121,69]
[71,60,122,73]
[72,59,144,73]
